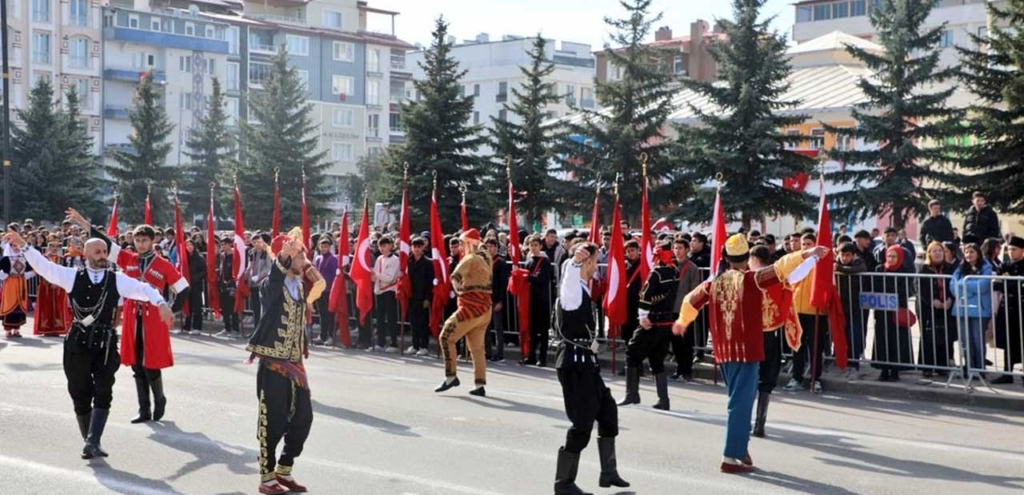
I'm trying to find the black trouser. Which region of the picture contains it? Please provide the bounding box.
[626,326,671,374]
[558,365,618,454]
[409,301,430,350]
[256,364,313,483]
[358,304,376,348]
[759,328,783,393]
[528,298,551,364]
[220,288,238,333]
[375,292,398,347]
[132,321,161,382]
[250,289,263,328]
[63,331,120,417]
[184,285,205,331]
[792,314,829,383]
[487,304,506,359]
[671,326,695,376]
[316,296,335,342]
[620,320,638,348]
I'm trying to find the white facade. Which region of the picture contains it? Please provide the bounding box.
[407,34,596,155]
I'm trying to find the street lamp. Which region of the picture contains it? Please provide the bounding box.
[1,0,11,222]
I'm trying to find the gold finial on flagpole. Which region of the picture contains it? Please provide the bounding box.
[505,156,512,184]
[171,181,178,198]
[146,180,152,197]
[715,172,724,192]
[432,169,437,192]
[403,162,409,183]
[639,152,648,179]
[614,172,620,198]
[459,183,468,206]
[274,167,280,183]
[209,181,216,195]
[232,168,238,188]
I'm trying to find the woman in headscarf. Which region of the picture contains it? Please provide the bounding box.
[950,243,994,373]
[917,242,955,376]
[872,245,914,382]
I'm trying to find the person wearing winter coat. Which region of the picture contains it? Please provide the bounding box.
[950,243,995,373]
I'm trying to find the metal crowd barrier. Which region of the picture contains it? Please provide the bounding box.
[957,275,1024,390]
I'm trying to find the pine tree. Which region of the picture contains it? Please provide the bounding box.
[490,35,564,226]
[957,0,1024,214]
[11,80,100,221]
[238,47,330,229]
[107,71,175,225]
[381,17,488,228]
[554,0,680,226]
[183,77,233,219]
[826,0,961,228]
[675,0,814,227]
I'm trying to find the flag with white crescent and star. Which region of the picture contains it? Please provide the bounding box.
[349,198,374,325]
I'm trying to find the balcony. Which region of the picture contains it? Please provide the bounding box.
[249,13,305,26]
[104,143,137,156]
[103,26,229,54]
[366,65,383,77]
[104,68,167,83]
[249,41,276,55]
[103,105,130,120]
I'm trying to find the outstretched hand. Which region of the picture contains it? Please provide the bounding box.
[4,231,27,250]
[65,208,92,231]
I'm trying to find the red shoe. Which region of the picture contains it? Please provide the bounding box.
[720,462,756,474]
[744,452,753,466]
[258,482,288,495]
[275,475,308,493]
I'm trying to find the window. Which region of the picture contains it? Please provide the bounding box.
[179,55,193,73]
[813,3,831,21]
[286,35,309,56]
[227,26,240,55]
[333,108,354,128]
[978,26,988,40]
[870,0,883,11]
[460,85,466,97]
[226,62,239,91]
[32,71,50,88]
[810,128,825,149]
[833,2,848,18]
[151,19,160,31]
[162,19,171,32]
[940,30,955,48]
[366,79,380,104]
[564,84,576,105]
[331,142,353,161]
[673,55,684,74]
[473,84,480,97]
[31,32,50,64]
[851,0,866,16]
[581,87,595,108]
[784,129,800,150]
[796,5,812,23]
[834,129,854,151]
[206,26,214,39]
[367,114,380,137]
[128,14,139,29]
[472,111,479,125]
[332,75,354,96]
[367,49,381,72]
[204,58,216,76]
[69,38,88,69]
[75,79,91,108]
[226,98,239,126]
[389,112,401,132]
[31,0,49,22]
[296,70,309,89]
[249,62,272,87]
[70,0,87,26]
[498,109,507,122]
[333,42,354,62]
[248,29,274,52]
[180,92,194,111]
[185,23,195,36]
[323,10,342,29]
[496,81,507,102]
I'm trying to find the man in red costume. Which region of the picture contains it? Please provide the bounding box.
[33,237,72,336]
[69,209,190,424]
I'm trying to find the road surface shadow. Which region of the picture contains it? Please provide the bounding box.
[6,336,61,348]
[87,462,185,495]
[750,469,860,495]
[311,399,420,437]
[146,421,258,481]
[450,394,568,422]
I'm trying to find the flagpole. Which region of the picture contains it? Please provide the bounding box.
[611,173,620,377]
[171,181,184,331]
[810,156,827,394]
[713,171,722,386]
[399,162,408,356]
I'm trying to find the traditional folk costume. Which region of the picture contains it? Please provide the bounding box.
[0,244,34,338]
[553,254,628,495]
[753,273,798,438]
[246,234,319,495]
[435,230,493,396]
[33,246,72,336]
[620,247,679,410]
[94,227,190,424]
[678,235,814,473]
[23,244,167,459]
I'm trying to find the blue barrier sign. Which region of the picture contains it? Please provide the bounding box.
[859,292,898,311]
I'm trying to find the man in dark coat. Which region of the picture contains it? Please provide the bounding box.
[963,191,1001,243]
[920,200,954,246]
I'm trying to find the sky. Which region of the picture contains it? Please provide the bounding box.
[365,0,797,50]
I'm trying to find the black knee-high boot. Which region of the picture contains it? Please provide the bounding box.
[82,408,110,459]
[617,367,640,406]
[131,375,152,424]
[752,391,771,438]
[597,437,630,488]
[151,376,167,421]
[76,414,90,440]
[653,373,670,410]
[554,447,591,495]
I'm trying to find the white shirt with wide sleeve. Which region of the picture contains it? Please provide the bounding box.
[23,246,167,306]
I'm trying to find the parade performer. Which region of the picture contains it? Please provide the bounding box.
[554,243,628,495]
[675,235,824,473]
[64,236,87,270]
[33,238,72,336]
[7,230,171,459]
[748,245,798,438]
[1,224,35,338]
[73,209,190,425]
[434,229,493,397]
[619,241,679,410]
[245,234,317,495]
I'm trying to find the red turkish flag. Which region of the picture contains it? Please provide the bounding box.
[397,183,412,321]
[587,188,600,243]
[506,180,530,354]
[460,200,469,232]
[328,207,351,347]
[232,186,250,314]
[709,189,726,279]
[349,199,374,325]
[429,189,450,338]
[810,185,848,369]
[173,195,191,316]
[107,196,119,237]
[205,195,221,318]
[640,178,653,283]
[144,193,152,225]
[603,196,627,336]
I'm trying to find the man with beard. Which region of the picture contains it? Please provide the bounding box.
[7,227,172,459]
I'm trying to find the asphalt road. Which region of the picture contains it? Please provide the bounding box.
[1,331,1023,495]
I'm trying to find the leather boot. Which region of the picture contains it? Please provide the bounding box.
[616,367,640,406]
[82,408,110,459]
[76,414,90,440]
[752,391,770,438]
[151,376,167,421]
[653,372,670,410]
[597,437,630,488]
[131,376,152,424]
[554,447,591,495]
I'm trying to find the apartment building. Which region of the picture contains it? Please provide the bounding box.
[407,33,595,152]
[5,0,105,154]
[594,20,724,85]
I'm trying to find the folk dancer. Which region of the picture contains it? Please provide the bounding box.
[8,230,171,459]
[675,234,824,473]
[1,224,35,338]
[435,229,493,397]
[553,243,629,495]
[33,238,72,336]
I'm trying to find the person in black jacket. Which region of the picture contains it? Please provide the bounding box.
[920,200,954,246]
[524,235,553,366]
[183,239,207,334]
[963,191,1001,243]
[216,237,238,337]
[407,237,434,356]
[485,238,511,362]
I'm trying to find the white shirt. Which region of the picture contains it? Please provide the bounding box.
[373,253,400,295]
[23,247,167,306]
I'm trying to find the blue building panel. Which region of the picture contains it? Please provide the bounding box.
[317,39,365,105]
[105,27,229,53]
[103,68,167,83]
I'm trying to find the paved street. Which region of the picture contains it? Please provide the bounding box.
[2,330,1024,495]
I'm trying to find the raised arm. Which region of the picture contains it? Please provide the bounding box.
[20,244,78,292]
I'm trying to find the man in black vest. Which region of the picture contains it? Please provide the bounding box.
[9,228,172,459]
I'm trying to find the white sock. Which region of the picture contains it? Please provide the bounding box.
[445,376,456,385]
[278,474,294,481]
[262,480,280,486]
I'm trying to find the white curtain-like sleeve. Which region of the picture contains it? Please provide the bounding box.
[23,247,77,292]
[114,272,167,305]
[787,255,818,285]
[559,262,583,311]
